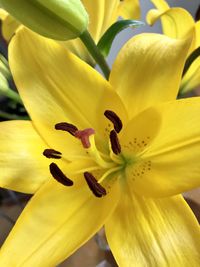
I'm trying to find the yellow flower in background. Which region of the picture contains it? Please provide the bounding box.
[0,27,199,267]
[0,11,20,43]
[64,0,140,62]
[0,0,140,62]
[147,0,200,94]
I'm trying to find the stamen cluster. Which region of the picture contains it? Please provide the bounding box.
[43,110,123,197]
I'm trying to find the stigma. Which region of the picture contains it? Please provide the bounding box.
[74,128,95,148]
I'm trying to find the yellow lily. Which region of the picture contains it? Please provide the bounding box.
[147,0,200,94]
[0,8,20,41]
[0,0,140,63]
[0,27,200,266]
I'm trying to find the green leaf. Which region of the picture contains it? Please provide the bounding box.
[97,20,144,57]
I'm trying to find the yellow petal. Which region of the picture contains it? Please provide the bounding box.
[110,33,191,118]
[147,5,194,39]
[61,38,92,64]
[1,13,20,42]
[62,0,119,63]
[117,0,140,20]
[82,0,105,42]
[106,186,200,267]
[148,3,200,94]
[195,20,200,48]
[119,104,161,158]
[100,0,119,36]
[63,0,140,63]
[127,97,200,197]
[0,120,49,193]
[0,177,119,267]
[9,27,127,160]
[0,8,7,20]
[150,0,169,11]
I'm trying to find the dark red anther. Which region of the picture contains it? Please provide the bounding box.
[84,172,106,198]
[43,149,62,159]
[49,163,73,186]
[74,128,95,148]
[110,130,121,155]
[55,122,78,136]
[104,110,122,133]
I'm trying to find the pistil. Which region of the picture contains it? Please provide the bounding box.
[74,128,95,148]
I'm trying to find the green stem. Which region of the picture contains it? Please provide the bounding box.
[1,87,23,105]
[79,30,110,79]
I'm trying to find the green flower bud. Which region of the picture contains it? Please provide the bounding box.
[0,0,89,40]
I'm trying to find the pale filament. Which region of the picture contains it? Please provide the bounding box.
[98,166,122,184]
[87,135,116,169]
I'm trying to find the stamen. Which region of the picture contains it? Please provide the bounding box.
[110,130,121,155]
[84,172,106,198]
[55,122,78,136]
[98,166,123,183]
[49,163,73,186]
[104,110,123,133]
[74,128,95,148]
[43,149,62,159]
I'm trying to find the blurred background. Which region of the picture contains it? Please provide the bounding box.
[0,1,200,266]
[109,0,200,64]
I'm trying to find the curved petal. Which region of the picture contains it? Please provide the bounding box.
[150,0,169,11]
[147,6,194,39]
[9,27,127,160]
[0,8,7,20]
[0,120,49,193]
[2,13,20,42]
[126,97,200,197]
[110,33,192,118]
[0,176,120,267]
[106,188,200,267]
[117,0,140,20]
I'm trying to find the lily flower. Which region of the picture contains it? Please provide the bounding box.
[0,0,140,63]
[0,27,199,266]
[147,0,200,94]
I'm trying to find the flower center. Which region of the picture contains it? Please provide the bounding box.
[43,110,126,197]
